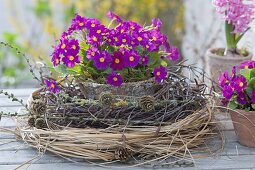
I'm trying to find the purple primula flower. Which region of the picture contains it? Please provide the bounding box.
[86,47,99,60]
[107,11,123,23]
[123,50,140,68]
[222,85,234,100]
[252,90,255,104]
[132,31,148,46]
[67,39,80,55]
[239,60,255,69]
[219,71,230,88]
[116,22,130,33]
[106,30,117,46]
[51,51,61,67]
[149,30,163,45]
[141,55,149,66]
[153,65,167,83]
[89,24,109,38]
[72,14,86,30]
[44,79,60,93]
[118,33,131,46]
[87,35,102,46]
[167,46,180,61]
[152,18,162,30]
[213,0,255,33]
[111,51,125,70]
[231,75,247,92]
[85,18,101,30]
[107,72,123,87]
[93,50,112,70]
[128,21,142,32]
[62,54,81,68]
[237,92,248,105]
[58,37,69,54]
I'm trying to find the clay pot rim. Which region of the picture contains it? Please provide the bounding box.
[229,109,255,118]
[206,47,253,61]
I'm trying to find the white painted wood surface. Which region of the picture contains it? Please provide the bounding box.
[1,89,255,170]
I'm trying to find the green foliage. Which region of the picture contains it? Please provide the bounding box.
[0,32,30,87]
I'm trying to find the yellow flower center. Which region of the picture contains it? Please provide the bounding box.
[240,82,244,87]
[99,57,105,63]
[129,56,134,62]
[131,41,135,45]
[108,39,112,42]
[146,45,149,49]
[114,37,118,42]
[121,29,125,33]
[137,37,143,41]
[55,58,59,64]
[91,51,95,56]
[122,39,127,43]
[61,44,66,49]
[91,23,95,27]
[72,45,76,50]
[245,65,249,69]
[142,58,145,62]
[130,26,135,30]
[115,58,120,64]
[79,22,84,26]
[51,83,55,88]
[96,30,101,34]
[113,77,118,81]
[92,36,97,42]
[152,36,157,41]
[156,71,161,76]
[69,56,74,61]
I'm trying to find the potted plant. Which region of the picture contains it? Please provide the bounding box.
[219,60,255,147]
[48,11,180,99]
[207,0,254,83]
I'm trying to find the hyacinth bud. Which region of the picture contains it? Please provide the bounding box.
[138,95,156,112]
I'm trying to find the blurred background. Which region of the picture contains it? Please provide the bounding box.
[0,0,255,88]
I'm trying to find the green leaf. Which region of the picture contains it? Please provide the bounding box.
[225,21,237,49]
[246,86,253,98]
[148,52,161,67]
[248,77,255,88]
[54,64,68,74]
[80,42,90,51]
[3,32,17,44]
[252,104,255,110]
[160,60,168,67]
[250,69,255,78]
[240,68,251,80]
[33,0,51,17]
[228,100,238,109]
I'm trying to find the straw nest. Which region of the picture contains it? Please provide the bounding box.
[14,104,221,166]
[13,65,222,166]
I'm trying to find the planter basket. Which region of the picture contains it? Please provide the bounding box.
[15,65,222,166]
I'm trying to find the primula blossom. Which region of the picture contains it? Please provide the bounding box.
[50,11,180,87]
[219,60,255,108]
[44,79,60,93]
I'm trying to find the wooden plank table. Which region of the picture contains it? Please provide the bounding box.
[0,89,255,170]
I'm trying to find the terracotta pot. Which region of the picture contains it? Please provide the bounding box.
[78,79,163,100]
[229,109,255,147]
[206,48,252,85]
